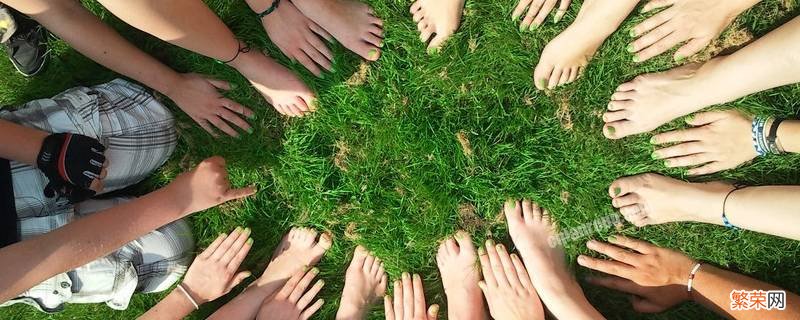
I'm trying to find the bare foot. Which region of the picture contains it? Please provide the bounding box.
[512,0,570,31]
[533,0,636,90]
[258,0,333,76]
[609,173,734,227]
[232,50,317,117]
[336,246,388,320]
[255,227,332,293]
[293,0,384,61]
[602,58,723,139]
[504,199,603,320]
[410,0,464,52]
[436,231,487,320]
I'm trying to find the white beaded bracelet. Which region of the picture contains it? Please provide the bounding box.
[687,262,703,293]
[177,283,200,310]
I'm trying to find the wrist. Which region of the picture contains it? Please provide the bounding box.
[158,72,186,101]
[777,120,800,153]
[669,259,699,287]
[152,183,193,218]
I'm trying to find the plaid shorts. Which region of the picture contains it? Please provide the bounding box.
[0,79,194,312]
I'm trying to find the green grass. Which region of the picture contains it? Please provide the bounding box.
[2,0,800,319]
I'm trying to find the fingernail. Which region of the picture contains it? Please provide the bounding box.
[577,255,587,264]
[246,238,254,245]
[608,235,617,242]
[586,240,596,248]
[247,127,254,134]
[487,239,495,246]
[413,274,421,281]
[606,126,616,135]
[234,226,242,233]
[626,44,634,53]
[632,55,639,63]
[651,152,658,159]
[675,55,685,62]
[243,227,251,234]
[478,247,485,255]
[319,279,325,286]
[244,271,252,278]
[219,233,227,239]
[649,136,657,144]
[529,23,538,31]
[402,272,410,279]
[519,24,526,32]
[614,187,621,196]
[629,29,636,37]
[496,243,505,250]
[311,267,319,274]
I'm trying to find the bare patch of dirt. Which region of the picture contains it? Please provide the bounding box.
[346,62,370,86]
[344,222,360,241]
[334,140,350,172]
[456,131,474,158]
[691,24,754,62]
[458,203,484,232]
[560,191,571,204]
[555,95,574,130]
[468,38,478,53]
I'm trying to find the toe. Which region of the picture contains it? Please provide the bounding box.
[603,120,638,140]
[352,245,369,267]
[445,238,459,254]
[612,193,640,208]
[363,253,376,273]
[437,241,449,263]
[410,0,422,14]
[503,199,523,223]
[315,232,333,252]
[521,199,534,221]
[606,100,632,112]
[371,257,382,276]
[558,69,570,86]
[616,80,637,92]
[610,90,636,101]
[547,68,563,90]
[603,109,631,123]
[533,64,554,91]
[609,175,646,198]
[454,231,475,252]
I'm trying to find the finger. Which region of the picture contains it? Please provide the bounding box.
[664,153,712,168]
[532,0,557,27]
[208,116,239,138]
[521,0,544,30]
[674,37,711,61]
[642,0,676,13]
[586,240,641,266]
[512,0,533,21]
[297,279,325,310]
[226,271,252,291]
[393,280,404,320]
[402,273,414,318]
[427,304,440,320]
[198,233,227,259]
[631,296,666,313]
[204,77,232,91]
[635,31,684,62]
[211,228,244,261]
[494,243,522,291]
[554,0,569,23]
[631,8,673,38]
[90,179,103,193]
[220,227,251,264]
[586,275,647,296]
[385,295,396,320]
[607,235,654,254]
[687,162,726,176]
[222,98,255,119]
[216,107,252,133]
[485,240,510,288]
[478,245,496,286]
[278,269,307,298]
[196,118,219,138]
[300,299,324,320]
[510,253,534,291]
[290,268,319,303]
[653,142,706,160]
[413,274,426,319]
[576,255,634,279]
[226,236,253,272]
[650,127,705,144]
[223,185,258,202]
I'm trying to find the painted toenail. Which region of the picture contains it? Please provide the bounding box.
[632,56,639,63]
[311,267,319,274]
[664,160,671,166]
[478,246,486,255]
[606,126,616,135]
[487,239,495,246]
[614,187,621,196]
[512,14,520,21]
[608,236,617,242]
[234,226,242,233]
[368,49,378,59]
[243,227,251,234]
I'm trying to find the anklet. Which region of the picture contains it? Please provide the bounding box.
[177,283,200,310]
[687,262,702,295]
[722,186,744,229]
[216,41,251,65]
[257,0,281,19]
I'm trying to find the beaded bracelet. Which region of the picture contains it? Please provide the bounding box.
[751,116,769,156]
[687,262,703,293]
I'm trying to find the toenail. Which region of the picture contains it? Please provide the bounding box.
[368,49,379,59]
[577,255,588,264]
[614,187,621,196]
[248,113,256,120]
[632,55,640,63]
[626,44,634,53]
[608,235,617,242]
[234,226,242,233]
[586,240,596,248]
[664,160,670,167]
[606,126,616,135]
[487,239,495,246]
[318,280,325,286]
[529,23,537,31]
[512,14,520,21]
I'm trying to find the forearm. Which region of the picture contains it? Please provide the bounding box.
[208,285,273,320]
[138,289,196,320]
[0,186,187,303]
[776,120,800,153]
[693,16,800,107]
[0,119,48,166]
[704,186,800,241]
[692,265,800,320]
[4,0,182,96]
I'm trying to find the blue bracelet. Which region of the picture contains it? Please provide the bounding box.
[722,187,743,229]
[751,117,768,156]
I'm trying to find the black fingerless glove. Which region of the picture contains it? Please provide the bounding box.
[36,133,106,203]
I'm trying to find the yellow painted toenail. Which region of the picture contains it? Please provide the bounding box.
[529,23,537,31]
[368,49,378,60]
[234,226,242,233]
[606,126,616,135]
[512,13,520,21]
[651,152,658,159]
[675,54,685,62]
[608,235,617,242]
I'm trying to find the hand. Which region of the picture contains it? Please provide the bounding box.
[586,275,688,313]
[630,0,756,62]
[384,273,439,320]
[182,228,254,304]
[577,236,696,288]
[512,0,570,30]
[478,241,544,320]
[165,73,254,138]
[166,156,257,215]
[261,0,333,77]
[36,133,109,202]
[256,268,325,320]
[650,110,756,175]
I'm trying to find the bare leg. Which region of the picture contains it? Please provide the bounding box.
[603,16,800,139]
[533,0,638,90]
[97,0,316,117]
[291,0,384,61]
[335,246,388,320]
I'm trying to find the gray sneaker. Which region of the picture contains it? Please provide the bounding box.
[2,9,48,77]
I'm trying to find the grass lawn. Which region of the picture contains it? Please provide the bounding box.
[2,0,800,319]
